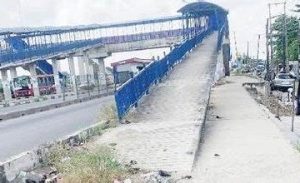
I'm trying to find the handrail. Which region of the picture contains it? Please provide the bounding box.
[114,27,213,120]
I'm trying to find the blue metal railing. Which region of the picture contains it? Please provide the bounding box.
[0,27,204,65]
[0,38,103,64]
[217,24,225,51]
[114,27,213,119]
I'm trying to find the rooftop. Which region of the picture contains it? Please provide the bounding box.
[111,57,152,67]
[178,1,228,16]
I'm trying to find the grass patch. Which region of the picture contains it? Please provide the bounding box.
[48,146,127,183]
[99,104,118,129]
[40,104,134,183]
[42,105,128,183]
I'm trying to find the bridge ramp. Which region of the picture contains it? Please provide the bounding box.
[96,33,218,173]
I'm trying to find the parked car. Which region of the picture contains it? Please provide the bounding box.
[241,64,251,73]
[255,65,265,76]
[271,73,295,91]
[289,71,297,79]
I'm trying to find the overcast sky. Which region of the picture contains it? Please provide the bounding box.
[1,0,300,60]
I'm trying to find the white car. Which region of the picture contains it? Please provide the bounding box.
[271,73,295,91]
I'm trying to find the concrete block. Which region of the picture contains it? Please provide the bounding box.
[0,151,40,182]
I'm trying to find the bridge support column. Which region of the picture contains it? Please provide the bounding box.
[10,67,17,79]
[1,69,12,101]
[78,57,86,84]
[83,56,89,83]
[52,59,62,94]
[29,64,40,97]
[87,60,95,84]
[222,38,231,76]
[68,56,77,93]
[97,58,107,91]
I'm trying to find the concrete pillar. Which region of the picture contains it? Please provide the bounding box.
[83,56,88,83]
[10,67,17,79]
[29,64,40,97]
[88,60,95,84]
[52,59,62,94]
[68,56,77,92]
[78,56,85,83]
[1,69,12,101]
[97,58,107,90]
[222,38,231,76]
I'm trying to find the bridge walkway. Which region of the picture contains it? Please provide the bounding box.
[189,76,300,183]
[96,33,218,173]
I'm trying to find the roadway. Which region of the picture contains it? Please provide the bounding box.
[0,95,114,162]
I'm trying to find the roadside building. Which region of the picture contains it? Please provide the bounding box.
[111,57,152,84]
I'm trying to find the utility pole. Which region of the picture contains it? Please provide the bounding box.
[266,19,271,98]
[233,32,240,59]
[266,19,270,81]
[268,3,274,76]
[293,3,300,115]
[283,1,288,72]
[257,34,261,60]
[297,18,300,115]
[247,41,250,64]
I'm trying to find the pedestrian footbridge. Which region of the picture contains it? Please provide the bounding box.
[0,2,230,115]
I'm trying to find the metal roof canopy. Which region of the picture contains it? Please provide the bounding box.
[0,16,185,38]
[178,1,228,16]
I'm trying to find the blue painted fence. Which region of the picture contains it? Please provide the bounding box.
[114,28,213,120]
[0,39,103,64]
[0,27,201,65]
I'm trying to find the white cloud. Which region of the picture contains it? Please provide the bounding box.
[1,0,299,60]
[0,0,185,27]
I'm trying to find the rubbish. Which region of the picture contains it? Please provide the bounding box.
[158,170,171,177]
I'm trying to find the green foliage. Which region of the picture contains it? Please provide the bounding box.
[272,15,299,61]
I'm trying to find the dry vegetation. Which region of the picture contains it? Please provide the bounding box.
[43,104,131,183]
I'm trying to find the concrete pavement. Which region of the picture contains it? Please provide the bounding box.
[189,76,300,183]
[95,33,218,174]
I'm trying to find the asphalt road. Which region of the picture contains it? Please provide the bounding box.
[0,95,114,162]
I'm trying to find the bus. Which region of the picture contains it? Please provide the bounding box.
[11,75,56,98]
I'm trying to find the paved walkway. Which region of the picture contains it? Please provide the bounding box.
[189,76,300,183]
[95,33,218,174]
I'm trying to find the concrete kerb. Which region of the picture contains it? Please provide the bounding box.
[0,91,114,122]
[0,122,105,182]
[191,83,213,169]
[190,47,220,169]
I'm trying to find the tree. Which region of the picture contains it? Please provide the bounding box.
[272,15,299,62]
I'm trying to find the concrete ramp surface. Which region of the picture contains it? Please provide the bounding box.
[96,33,218,173]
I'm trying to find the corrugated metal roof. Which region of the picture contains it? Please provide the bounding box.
[111,57,152,67]
[178,2,228,16]
[0,16,184,37]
